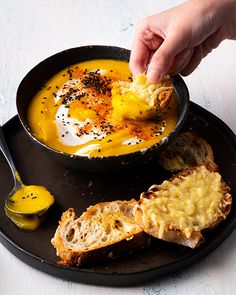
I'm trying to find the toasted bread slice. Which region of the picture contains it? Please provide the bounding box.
[51,200,150,266]
[135,166,232,248]
[111,73,173,121]
[159,131,218,172]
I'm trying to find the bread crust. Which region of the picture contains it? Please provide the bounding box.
[135,166,232,249]
[159,131,218,172]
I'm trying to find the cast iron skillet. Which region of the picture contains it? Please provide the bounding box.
[16,45,189,172]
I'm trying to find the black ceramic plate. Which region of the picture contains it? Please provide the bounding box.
[0,102,236,286]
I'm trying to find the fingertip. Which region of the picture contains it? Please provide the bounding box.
[147,69,163,83]
[129,63,146,75]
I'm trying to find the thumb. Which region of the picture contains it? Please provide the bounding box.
[147,33,186,82]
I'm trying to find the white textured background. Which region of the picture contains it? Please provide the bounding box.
[0,1,236,294]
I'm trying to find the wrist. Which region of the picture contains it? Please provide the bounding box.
[215,0,236,39]
[187,0,227,38]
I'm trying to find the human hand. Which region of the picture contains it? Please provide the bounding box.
[129,0,236,82]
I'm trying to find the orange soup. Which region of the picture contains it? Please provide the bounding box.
[27,60,178,157]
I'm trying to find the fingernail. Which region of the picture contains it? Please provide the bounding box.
[129,64,146,75]
[132,68,141,75]
[147,69,163,83]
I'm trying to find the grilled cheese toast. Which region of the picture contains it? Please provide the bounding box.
[135,165,232,248]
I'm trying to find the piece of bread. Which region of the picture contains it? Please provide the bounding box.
[135,165,232,249]
[159,131,218,172]
[51,199,150,266]
[111,73,173,121]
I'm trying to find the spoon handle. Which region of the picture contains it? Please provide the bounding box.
[0,125,21,189]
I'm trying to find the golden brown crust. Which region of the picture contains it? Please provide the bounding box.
[159,131,218,172]
[68,231,151,266]
[158,88,173,109]
[51,208,78,264]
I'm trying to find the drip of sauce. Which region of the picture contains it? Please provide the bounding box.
[5,207,47,231]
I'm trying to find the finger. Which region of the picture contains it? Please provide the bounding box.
[129,38,150,74]
[181,28,224,76]
[147,33,187,82]
[202,28,224,58]
[180,45,203,76]
[168,48,194,75]
[129,26,163,74]
[130,17,165,75]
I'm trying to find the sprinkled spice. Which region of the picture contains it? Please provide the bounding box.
[67,69,73,78]
[81,70,112,95]
[62,92,87,105]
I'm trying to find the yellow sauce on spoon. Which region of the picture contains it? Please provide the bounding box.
[0,121,55,231]
[6,185,55,215]
[5,172,55,231]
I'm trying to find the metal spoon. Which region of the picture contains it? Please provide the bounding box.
[0,124,54,215]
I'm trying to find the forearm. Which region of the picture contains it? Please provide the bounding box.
[218,0,236,39]
[185,0,236,39]
[188,0,236,40]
